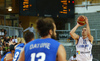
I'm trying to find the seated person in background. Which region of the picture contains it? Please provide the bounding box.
[0,29,7,39]
[5,44,9,52]
[0,29,4,38]
[4,37,9,43]
[2,42,9,56]
[0,39,2,47]
[11,36,14,41]
[2,41,6,53]
[69,54,77,61]
[12,36,18,45]
[0,46,3,58]
[1,45,15,61]
[8,36,12,43]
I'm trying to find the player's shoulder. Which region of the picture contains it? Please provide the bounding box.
[40,38,60,44]
[49,38,60,43]
[25,39,36,46]
[6,52,11,54]
[19,43,25,46]
[5,52,12,56]
[17,43,25,47]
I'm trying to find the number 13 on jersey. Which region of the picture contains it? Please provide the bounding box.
[31,52,46,61]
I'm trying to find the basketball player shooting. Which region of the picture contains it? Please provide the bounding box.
[70,17,93,61]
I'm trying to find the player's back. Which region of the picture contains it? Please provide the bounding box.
[24,38,60,61]
[13,43,25,61]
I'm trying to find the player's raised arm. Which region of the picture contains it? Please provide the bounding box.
[85,17,93,43]
[70,23,82,44]
[57,44,67,61]
[18,48,25,61]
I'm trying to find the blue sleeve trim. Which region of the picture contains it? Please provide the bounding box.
[89,40,93,45]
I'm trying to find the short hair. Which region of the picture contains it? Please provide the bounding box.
[24,32,34,43]
[19,21,22,24]
[31,24,33,25]
[15,35,17,37]
[83,26,86,29]
[82,26,86,30]
[73,54,76,57]
[9,45,15,51]
[36,18,54,37]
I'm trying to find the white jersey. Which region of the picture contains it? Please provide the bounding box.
[76,37,93,61]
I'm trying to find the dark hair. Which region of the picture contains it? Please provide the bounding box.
[31,24,33,26]
[73,54,76,57]
[82,26,86,29]
[19,21,22,24]
[24,32,34,43]
[15,35,17,37]
[9,45,15,51]
[36,18,54,37]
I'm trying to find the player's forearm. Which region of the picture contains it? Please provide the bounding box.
[86,23,91,36]
[70,25,79,34]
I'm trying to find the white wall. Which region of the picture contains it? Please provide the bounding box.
[75,5,100,13]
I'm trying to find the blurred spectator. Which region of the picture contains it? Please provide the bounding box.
[2,41,7,56]
[69,54,77,61]
[4,37,9,43]
[12,36,18,44]
[0,39,3,58]
[11,36,14,41]
[2,41,6,47]
[18,21,23,37]
[1,45,15,61]
[0,39,2,47]
[9,41,14,46]
[0,29,4,38]
[0,29,7,39]
[23,24,35,33]
[5,44,9,52]
[0,47,3,58]
[23,24,35,39]
[9,36,12,41]
[67,37,74,42]
[18,21,22,27]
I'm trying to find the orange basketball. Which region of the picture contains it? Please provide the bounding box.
[77,15,86,25]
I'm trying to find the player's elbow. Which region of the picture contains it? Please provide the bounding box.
[70,32,73,36]
[87,33,91,37]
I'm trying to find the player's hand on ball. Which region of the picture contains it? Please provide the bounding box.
[77,22,83,27]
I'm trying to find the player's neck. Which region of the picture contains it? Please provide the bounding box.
[41,35,51,39]
[82,36,87,39]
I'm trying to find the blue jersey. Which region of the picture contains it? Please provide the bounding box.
[24,38,60,61]
[13,43,25,61]
[1,52,11,61]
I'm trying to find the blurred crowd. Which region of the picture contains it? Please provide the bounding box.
[0,30,25,59]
